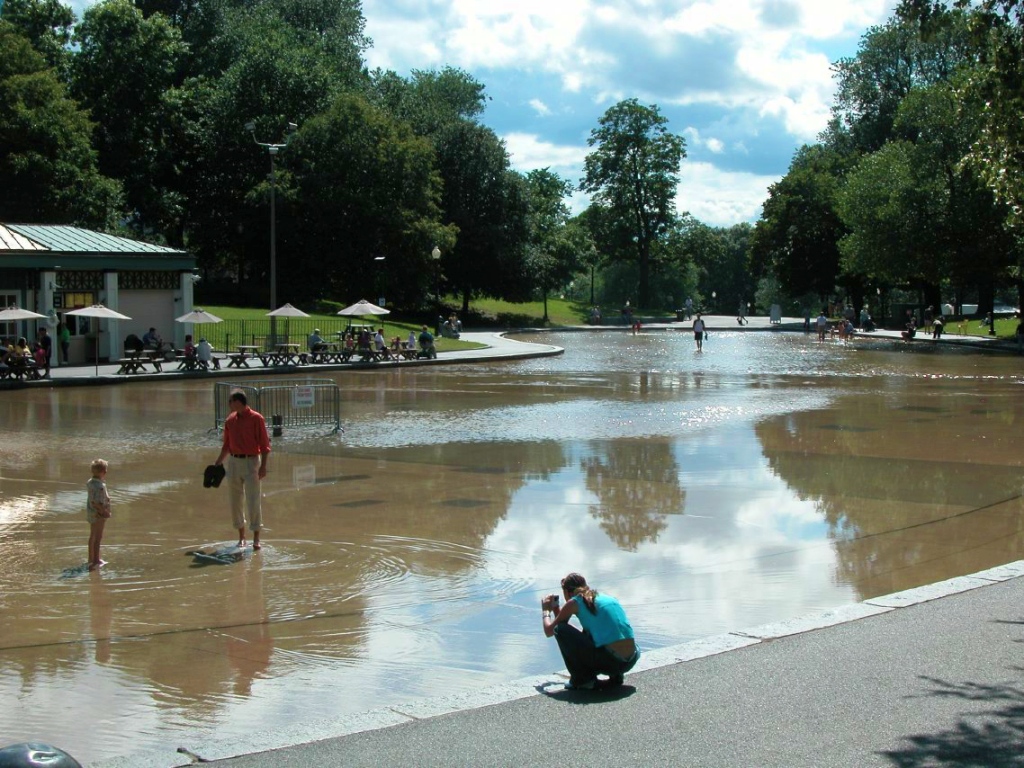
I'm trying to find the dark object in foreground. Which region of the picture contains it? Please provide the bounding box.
[0,742,83,768]
[203,464,226,488]
[188,545,248,565]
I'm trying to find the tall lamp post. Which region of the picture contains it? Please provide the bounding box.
[431,245,441,325]
[374,256,386,307]
[245,120,297,344]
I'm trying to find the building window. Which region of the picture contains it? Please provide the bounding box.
[62,292,97,336]
[0,292,17,340]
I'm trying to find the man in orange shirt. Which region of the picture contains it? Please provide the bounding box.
[215,391,271,550]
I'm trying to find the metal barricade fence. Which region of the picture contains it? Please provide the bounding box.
[214,379,341,434]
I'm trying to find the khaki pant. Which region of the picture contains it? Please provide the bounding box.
[227,455,262,531]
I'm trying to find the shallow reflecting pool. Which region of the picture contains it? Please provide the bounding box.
[2,330,1023,763]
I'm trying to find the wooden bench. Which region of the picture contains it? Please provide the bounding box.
[226,353,250,368]
[116,357,148,374]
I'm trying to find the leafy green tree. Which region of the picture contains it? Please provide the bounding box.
[580,99,686,309]
[0,0,74,76]
[524,168,574,321]
[180,0,367,271]
[286,93,454,306]
[750,145,849,304]
[72,0,188,239]
[837,79,1014,314]
[826,8,974,155]
[0,21,121,227]
[433,120,530,312]
[370,66,488,137]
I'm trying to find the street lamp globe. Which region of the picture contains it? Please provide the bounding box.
[432,246,441,261]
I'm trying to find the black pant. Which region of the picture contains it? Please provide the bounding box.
[553,623,638,686]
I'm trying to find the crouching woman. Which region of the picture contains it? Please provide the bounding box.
[542,572,639,690]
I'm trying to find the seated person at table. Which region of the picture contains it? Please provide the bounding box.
[124,333,145,355]
[308,328,326,352]
[197,337,218,368]
[142,327,162,349]
[183,335,196,357]
[374,328,388,352]
[417,325,437,359]
[13,337,32,358]
[357,328,372,350]
[407,330,417,349]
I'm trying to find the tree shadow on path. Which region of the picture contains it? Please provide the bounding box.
[881,675,1024,767]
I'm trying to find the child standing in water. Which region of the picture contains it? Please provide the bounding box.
[87,459,111,569]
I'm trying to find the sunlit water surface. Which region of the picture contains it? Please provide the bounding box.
[2,330,1023,763]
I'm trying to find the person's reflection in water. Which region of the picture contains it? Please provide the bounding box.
[224,558,273,697]
[89,570,113,664]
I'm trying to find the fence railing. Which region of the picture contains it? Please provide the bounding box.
[214,378,342,434]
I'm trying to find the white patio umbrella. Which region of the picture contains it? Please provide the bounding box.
[337,299,390,332]
[266,303,310,318]
[66,304,132,375]
[0,306,47,321]
[337,299,389,317]
[175,308,224,324]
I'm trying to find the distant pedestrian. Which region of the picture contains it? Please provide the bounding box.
[37,328,52,377]
[57,321,71,363]
[816,311,828,341]
[214,391,271,550]
[932,317,944,339]
[86,459,112,569]
[692,313,706,351]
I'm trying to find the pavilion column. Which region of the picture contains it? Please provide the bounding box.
[176,272,195,348]
[103,271,120,363]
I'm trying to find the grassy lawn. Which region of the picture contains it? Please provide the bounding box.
[944,316,1020,339]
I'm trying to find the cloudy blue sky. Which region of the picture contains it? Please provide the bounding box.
[363,0,898,226]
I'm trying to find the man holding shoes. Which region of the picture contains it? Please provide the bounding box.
[214,391,271,550]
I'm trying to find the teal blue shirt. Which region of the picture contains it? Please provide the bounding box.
[572,593,634,647]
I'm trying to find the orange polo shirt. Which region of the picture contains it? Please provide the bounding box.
[222,406,271,456]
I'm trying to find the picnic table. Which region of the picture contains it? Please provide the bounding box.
[116,350,162,375]
[308,342,354,364]
[226,345,260,368]
[2,356,42,380]
[260,342,303,367]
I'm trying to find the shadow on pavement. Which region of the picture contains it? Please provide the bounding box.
[536,681,637,705]
[881,676,1024,767]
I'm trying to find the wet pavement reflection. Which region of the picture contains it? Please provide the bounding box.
[1,330,1023,763]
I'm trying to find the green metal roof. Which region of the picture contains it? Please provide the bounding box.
[5,224,185,255]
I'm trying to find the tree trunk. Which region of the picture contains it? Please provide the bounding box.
[638,240,651,307]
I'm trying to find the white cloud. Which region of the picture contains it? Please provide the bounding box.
[684,127,726,155]
[528,99,551,116]
[676,161,777,226]
[502,132,587,174]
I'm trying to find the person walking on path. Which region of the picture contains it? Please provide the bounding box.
[86,458,112,569]
[214,391,271,550]
[692,313,706,351]
[541,572,639,691]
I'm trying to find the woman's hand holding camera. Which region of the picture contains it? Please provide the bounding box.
[541,594,560,612]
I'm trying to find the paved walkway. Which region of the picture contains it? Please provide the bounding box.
[167,563,1024,767]
[11,314,1020,390]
